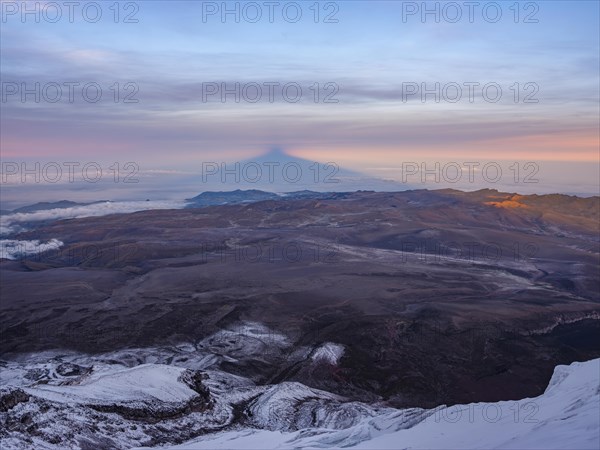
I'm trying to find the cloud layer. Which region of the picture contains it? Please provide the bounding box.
[0,238,64,260]
[0,200,188,236]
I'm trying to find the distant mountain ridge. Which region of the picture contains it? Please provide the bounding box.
[185,189,342,207]
[185,189,279,207]
[6,200,107,215]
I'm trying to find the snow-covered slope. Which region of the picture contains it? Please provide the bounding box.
[146,358,600,450]
[1,324,598,450]
[23,364,196,405]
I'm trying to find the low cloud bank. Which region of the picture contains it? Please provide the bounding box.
[0,238,64,260]
[0,200,188,236]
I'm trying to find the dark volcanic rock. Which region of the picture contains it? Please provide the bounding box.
[56,362,86,377]
[179,369,212,401]
[0,388,30,412]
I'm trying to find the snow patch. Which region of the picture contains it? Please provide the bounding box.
[311,342,344,365]
[24,364,196,405]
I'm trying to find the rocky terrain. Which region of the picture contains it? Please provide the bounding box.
[0,188,599,448]
[0,339,598,449]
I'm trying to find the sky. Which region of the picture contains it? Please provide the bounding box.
[1,0,599,203]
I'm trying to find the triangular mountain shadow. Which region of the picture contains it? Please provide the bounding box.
[238,147,364,186]
[181,148,411,194]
